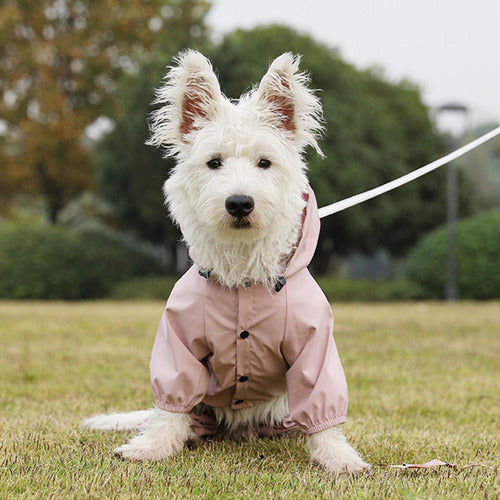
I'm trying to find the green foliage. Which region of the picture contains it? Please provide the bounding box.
[317,276,425,302]
[111,275,178,300]
[461,124,500,212]
[93,61,176,243]
[405,211,500,299]
[0,224,164,299]
[93,3,212,246]
[109,274,423,302]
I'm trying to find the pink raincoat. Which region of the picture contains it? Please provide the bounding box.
[150,187,348,435]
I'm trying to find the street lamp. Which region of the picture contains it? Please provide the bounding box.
[437,102,469,302]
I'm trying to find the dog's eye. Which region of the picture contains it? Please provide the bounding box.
[207,158,222,169]
[258,158,271,169]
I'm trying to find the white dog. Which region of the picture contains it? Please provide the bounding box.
[83,51,369,475]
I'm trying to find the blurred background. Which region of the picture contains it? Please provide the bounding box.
[0,0,499,301]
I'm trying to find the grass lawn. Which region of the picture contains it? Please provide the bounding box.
[0,301,498,499]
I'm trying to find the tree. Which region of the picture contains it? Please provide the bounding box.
[93,61,177,244]
[0,0,210,222]
[93,10,212,253]
[459,123,500,212]
[209,26,471,270]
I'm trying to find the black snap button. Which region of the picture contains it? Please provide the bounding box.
[239,376,248,382]
[240,331,249,339]
[234,399,244,405]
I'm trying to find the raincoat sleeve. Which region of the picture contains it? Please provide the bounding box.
[150,268,211,413]
[282,270,348,434]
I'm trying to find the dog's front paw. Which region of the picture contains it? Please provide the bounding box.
[308,426,370,475]
[114,434,174,461]
[313,448,370,475]
[114,409,191,461]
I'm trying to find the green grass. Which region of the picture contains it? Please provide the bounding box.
[0,301,498,499]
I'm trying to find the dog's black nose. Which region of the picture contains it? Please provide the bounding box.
[225,195,254,218]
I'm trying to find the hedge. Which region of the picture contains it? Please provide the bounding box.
[110,276,178,300]
[110,274,423,302]
[0,224,165,299]
[317,276,424,302]
[405,210,500,299]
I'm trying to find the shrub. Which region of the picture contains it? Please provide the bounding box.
[78,231,165,296]
[0,224,165,299]
[111,275,422,302]
[316,276,424,302]
[110,276,178,300]
[405,211,500,299]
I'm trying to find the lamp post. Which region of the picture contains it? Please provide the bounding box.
[437,102,469,302]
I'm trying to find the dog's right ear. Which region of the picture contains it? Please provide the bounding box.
[147,50,222,154]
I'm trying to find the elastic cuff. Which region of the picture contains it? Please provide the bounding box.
[304,415,347,435]
[155,400,193,413]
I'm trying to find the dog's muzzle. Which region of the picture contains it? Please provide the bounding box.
[225,195,254,219]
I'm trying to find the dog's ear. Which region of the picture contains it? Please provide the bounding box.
[148,50,222,154]
[254,53,324,156]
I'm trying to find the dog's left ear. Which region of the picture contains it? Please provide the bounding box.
[254,53,324,156]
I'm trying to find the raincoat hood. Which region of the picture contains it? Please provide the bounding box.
[284,186,320,278]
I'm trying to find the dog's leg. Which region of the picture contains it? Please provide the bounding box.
[114,408,192,461]
[307,425,370,475]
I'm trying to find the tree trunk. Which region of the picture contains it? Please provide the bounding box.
[35,162,64,224]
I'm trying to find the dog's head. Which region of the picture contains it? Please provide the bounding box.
[148,51,323,285]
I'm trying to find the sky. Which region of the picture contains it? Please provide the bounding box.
[207,0,500,134]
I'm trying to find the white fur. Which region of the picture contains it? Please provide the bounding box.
[113,410,193,461]
[81,410,154,431]
[83,51,369,474]
[308,426,370,474]
[212,394,290,438]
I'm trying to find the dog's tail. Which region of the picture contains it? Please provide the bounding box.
[81,409,154,431]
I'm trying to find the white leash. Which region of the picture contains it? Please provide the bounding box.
[318,126,500,219]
